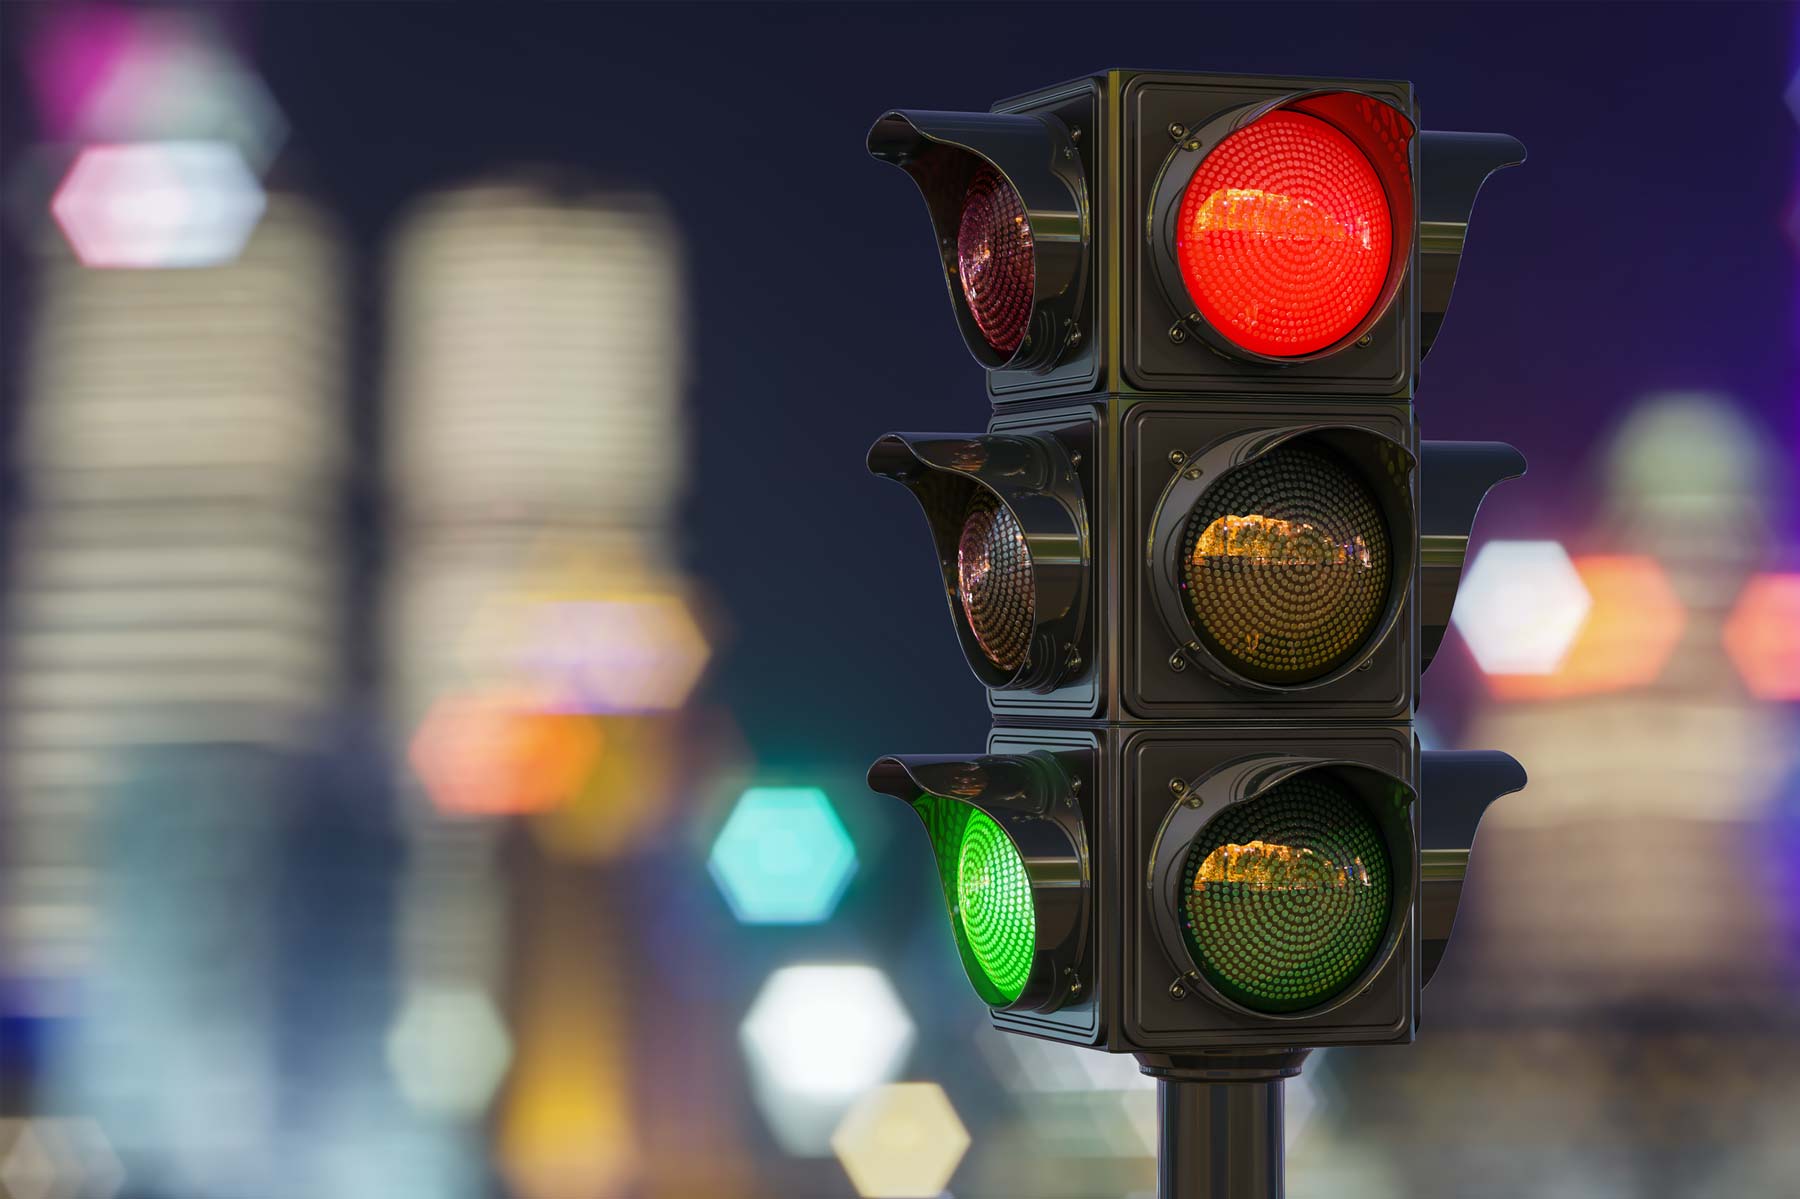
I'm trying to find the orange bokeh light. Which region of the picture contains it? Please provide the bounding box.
[1487,555,1686,701]
[1723,573,1800,701]
[410,690,604,816]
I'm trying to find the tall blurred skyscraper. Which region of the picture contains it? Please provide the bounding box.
[382,181,702,1192]
[3,193,385,1196]
[1455,393,1795,1012]
[3,194,345,1000]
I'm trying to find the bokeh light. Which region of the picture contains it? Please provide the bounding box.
[51,141,266,269]
[519,592,711,715]
[409,692,603,817]
[27,7,286,166]
[1487,555,1687,700]
[0,1118,125,1199]
[1451,540,1591,676]
[1723,573,1800,701]
[528,714,683,862]
[708,787,858,925]
[831,1082,970,1199]
[386,986,514,1119]
[740,964,915,1155]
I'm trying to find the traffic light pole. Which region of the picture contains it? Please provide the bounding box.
[1139,1050,1311,1199]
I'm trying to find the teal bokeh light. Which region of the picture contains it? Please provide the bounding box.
[709,786,857,925]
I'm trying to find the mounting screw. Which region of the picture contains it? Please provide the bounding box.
[1064,145,1074,160]
[1184,140,1200,152]
[1357,333,1374,348]
[1069,126,1083,143]
[1168,449,1187,467]
[1169,980,1188,1001]
[1066,325,1082,349]
[1168,651,1188,673]
[1167,122,1187,140]
[1168,322,1188,345]
[1168,777,1186,798]
[1065,969,1084,998]
[1184,467,1201,479]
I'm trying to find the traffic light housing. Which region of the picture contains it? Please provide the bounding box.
[872,70,1523,406]
[863,67,1529,1076]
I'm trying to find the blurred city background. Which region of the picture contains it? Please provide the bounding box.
[0,3,1797,1197]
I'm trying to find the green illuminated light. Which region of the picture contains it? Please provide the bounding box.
[912,795,1037,1007]
[1181,775,1391,1013]
[955,810,1035,1004]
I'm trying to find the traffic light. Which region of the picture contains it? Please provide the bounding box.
[863,67,1530,1194]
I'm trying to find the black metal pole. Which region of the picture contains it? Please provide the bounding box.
[1137,1049,1310,1199]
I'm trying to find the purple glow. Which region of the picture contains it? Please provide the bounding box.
[26,6,141,139]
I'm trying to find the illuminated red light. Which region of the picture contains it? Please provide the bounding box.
[956,165,1034,355]
[1175,110,1392,357]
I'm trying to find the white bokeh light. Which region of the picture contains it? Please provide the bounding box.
[740,964,915,1156]
[1451,540,1591,675]
[51,141,266,269]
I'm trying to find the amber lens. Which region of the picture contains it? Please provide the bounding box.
[1181,442,1391,684]
[957,490,1033,673]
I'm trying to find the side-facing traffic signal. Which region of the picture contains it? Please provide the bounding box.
[861,68,1530,1198]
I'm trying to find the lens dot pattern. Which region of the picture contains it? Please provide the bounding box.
[1181,442,1390,685]
[958,489,1033,673]
[1175,110,1392,357]
[957,809,1036,1004]
[957,165,1035,356]
[1181,775,1391,1013]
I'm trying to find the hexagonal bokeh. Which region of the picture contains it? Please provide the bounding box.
[1488,555,1686,700]
[831,1082,970,1199]
[740,964,915,1155]
[29,7,288,167]
[51,141,266,269]
[409,691,603,816]
[1724,573,1800,701]
[520,593,710,714]
[1451,540,1591,676]
[386,985,514,1118]
[709,786,857,924]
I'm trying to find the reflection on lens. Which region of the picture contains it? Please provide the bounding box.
[957,809,1035,1005]
[1181,442,1390,683]
[1175,110,1393,357]
[957,490,1033,673]
[1181,774,1391,1013]
[957,165,1035,355]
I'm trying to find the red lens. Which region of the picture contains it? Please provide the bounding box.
[1175,110,1392,358]
[957,165,1035,356]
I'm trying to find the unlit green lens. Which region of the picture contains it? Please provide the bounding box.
[956,810,1035,1004]
[1181,775,1391,1013]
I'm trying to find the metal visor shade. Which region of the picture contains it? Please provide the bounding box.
[1148,90,1416,364]
[1149,426,1415,690]
[1149,757,1416,1020]
[868,109,1088,371]
[868,433,1088,691]
[867,753,1089,1013]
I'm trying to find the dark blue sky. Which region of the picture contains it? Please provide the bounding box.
[5,1,1795,769]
